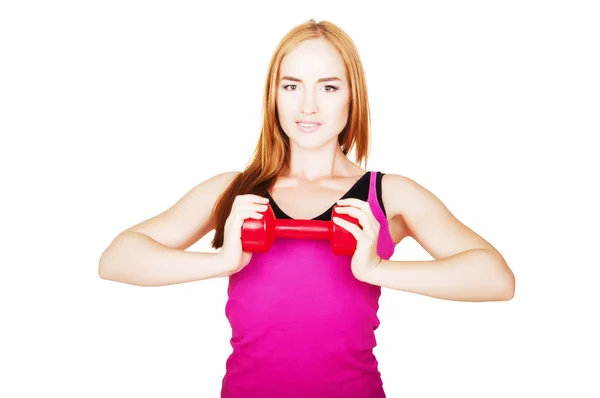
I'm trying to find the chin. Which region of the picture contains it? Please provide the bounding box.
[288,135,338,150]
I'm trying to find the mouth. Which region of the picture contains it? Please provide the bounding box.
[295,121,322,133]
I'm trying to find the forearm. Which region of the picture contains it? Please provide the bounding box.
[361,249,515,302]
[98,231,228,287]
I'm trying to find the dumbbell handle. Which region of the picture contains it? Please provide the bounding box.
[274,220,331,240]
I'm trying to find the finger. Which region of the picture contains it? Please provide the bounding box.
[332,216,365,241]
[236,209,266,220]
[232,202,270,216]
[235,194,270,204]
[335,199,377,223]
[336,198,369,210]
[228,209,265,228]
[235,203,269,213]
[242,211,265,220]
[339,207,374,237]
[226,212,263,234]
[334,206,378,237]
[333,206,365,226]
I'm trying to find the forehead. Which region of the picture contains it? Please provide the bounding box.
[279,38,346,81]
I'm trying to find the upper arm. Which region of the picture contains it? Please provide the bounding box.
[383,173,501,260]
[122,171,241,251]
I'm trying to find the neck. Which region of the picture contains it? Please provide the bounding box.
[282,143,359,182]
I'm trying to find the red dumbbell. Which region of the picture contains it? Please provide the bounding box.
[241,203,360,255]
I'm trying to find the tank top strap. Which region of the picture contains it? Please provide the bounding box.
[367,171,396,259]
[367,171,386,220]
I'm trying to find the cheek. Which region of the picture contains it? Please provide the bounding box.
[276,96,296,121]
[329,100,350,120]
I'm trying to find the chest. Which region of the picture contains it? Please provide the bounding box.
[268,179,361,220]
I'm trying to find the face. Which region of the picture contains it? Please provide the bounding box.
[276,38,351,150]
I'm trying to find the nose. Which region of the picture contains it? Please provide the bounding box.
[301,90,318,115]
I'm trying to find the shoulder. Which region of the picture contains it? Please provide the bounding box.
[212,170,243,186]
[381,172,446,219]
[203,170,242,188]
[186,171,242,201]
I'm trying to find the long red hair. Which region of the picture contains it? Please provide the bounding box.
[211,19,373,249]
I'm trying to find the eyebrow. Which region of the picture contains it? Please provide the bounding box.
[280,76,342,83]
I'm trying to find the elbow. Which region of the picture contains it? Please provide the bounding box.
[495,280,515,301]
[501,271,516,301]
[97,238,124,283]
[97,232,130,283]
[479,250,515,301]
[493,262,516,301]
[97,246,151,287]
[97,257,146,286]
[98,252,114,281]
[484,250,515,301]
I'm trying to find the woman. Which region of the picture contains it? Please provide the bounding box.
[99,19,515,398]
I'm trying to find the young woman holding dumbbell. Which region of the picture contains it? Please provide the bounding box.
[99,19,515,398]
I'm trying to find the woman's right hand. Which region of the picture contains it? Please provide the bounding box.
[217,194,270,276]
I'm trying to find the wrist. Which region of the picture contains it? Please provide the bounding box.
[210,251,233,278]
[357,258,383,284]
[219,252,236,277]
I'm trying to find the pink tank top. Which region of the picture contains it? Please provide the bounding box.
[221,171,396,397]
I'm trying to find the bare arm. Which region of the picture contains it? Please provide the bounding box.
[364,174,515,301]
[359,249,514,302]
[99,231,228,286]
[98,171,240,287]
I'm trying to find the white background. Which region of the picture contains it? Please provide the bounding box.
[1,0,598,397]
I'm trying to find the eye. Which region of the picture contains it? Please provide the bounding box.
[283,84,298,91]
[324,85,339,92]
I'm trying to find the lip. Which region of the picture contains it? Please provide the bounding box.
[295,120,322,125]
[296,121,322,133]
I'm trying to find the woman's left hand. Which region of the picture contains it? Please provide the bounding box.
[332,198,382,282]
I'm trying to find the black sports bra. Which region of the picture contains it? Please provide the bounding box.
[265,171,387,221]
